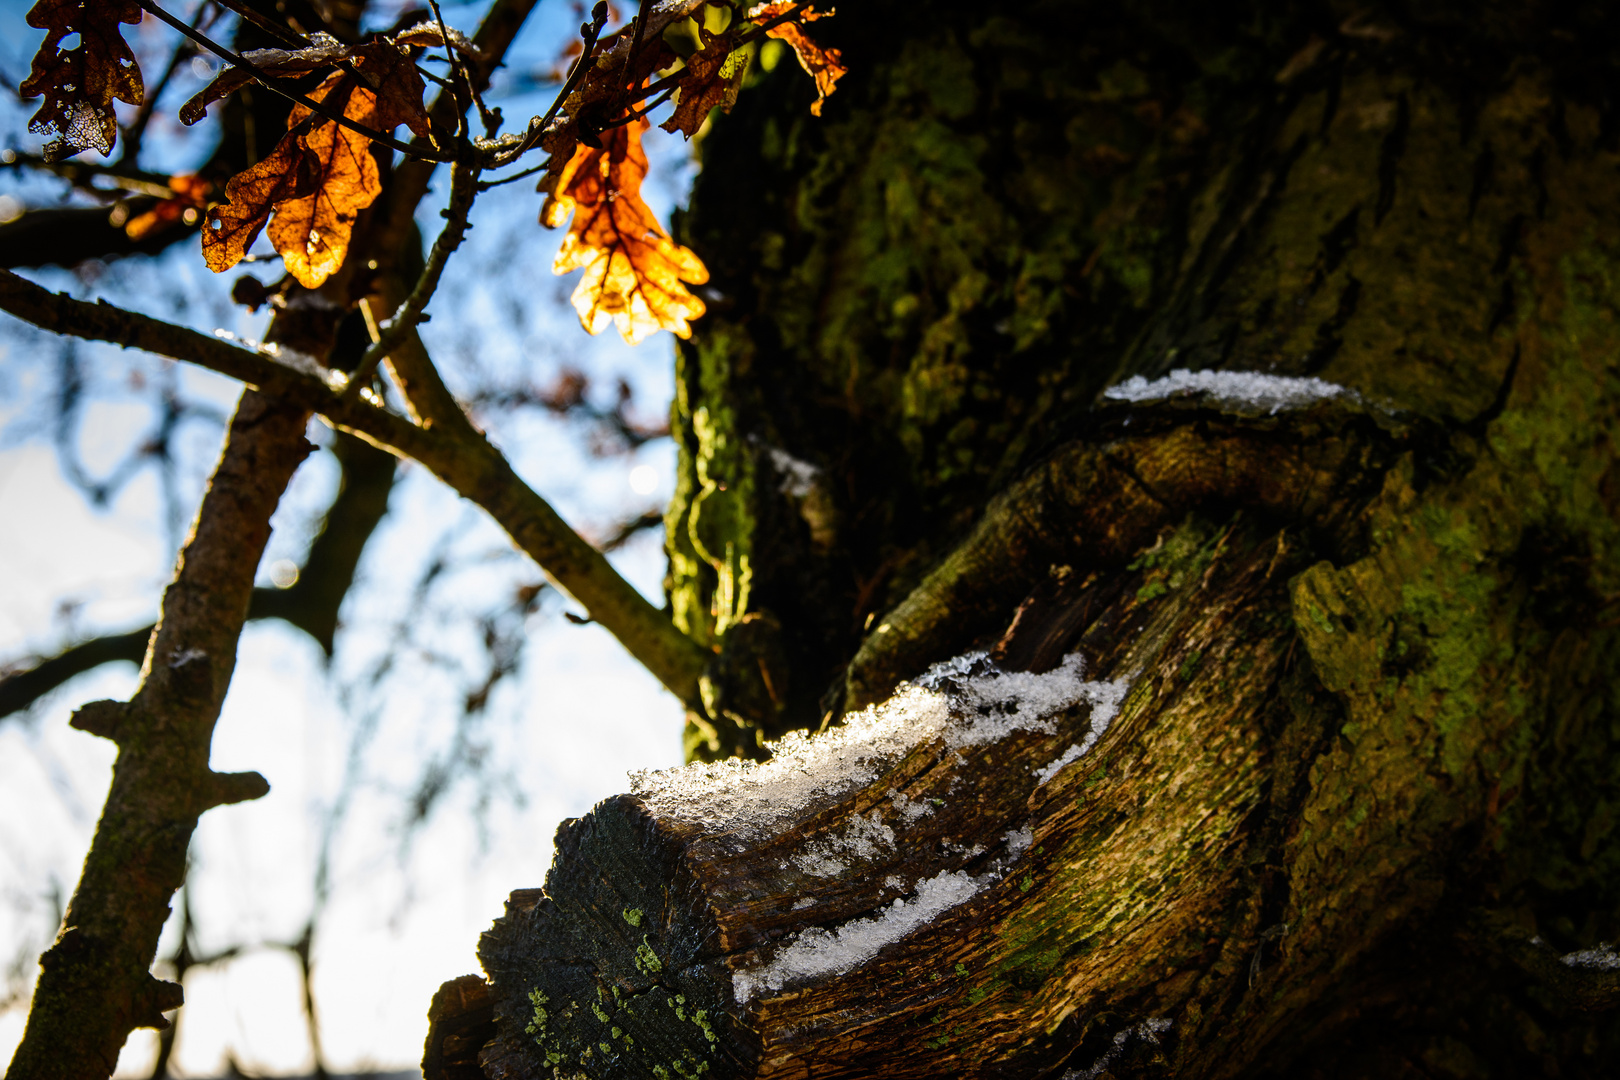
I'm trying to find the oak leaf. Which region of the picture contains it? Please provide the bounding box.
[203,132,319,275]
[536,1,706,161]
[542,119,709,344]
[390,22,483,59]
[267,76,385,289]
[20,0,144,161]
[204,75,386,288]
[749,2,845,116]
[659,32,751,139]
[352,42,435,143]
[181,35,433,142]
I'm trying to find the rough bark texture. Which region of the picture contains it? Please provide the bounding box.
[428,0,1620,1077]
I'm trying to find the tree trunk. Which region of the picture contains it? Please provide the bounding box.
[427,1,1620,1076]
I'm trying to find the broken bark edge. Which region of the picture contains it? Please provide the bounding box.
[423,974,498,1080]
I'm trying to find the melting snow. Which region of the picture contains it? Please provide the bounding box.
[792,811,895,877]
[767,447,821,497]
[1104,368,1347,414]
[732,870,983,1001]
[1561,944,1620,971]
[633,650,1130,1001]
[629,651,1128,841]
[888,789,934,823]
[922,652,1130,750]
[1032,676,1128,784]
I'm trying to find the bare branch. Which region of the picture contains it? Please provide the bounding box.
[0,270,710,709]
[344,159,482,400]
[6,390,313,1080]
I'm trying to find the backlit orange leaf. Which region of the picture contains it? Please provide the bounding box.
[203,133,318,274]
[20,0,144,160]
[749,3,845,116]
[353,42,434,143]
[541,119,709,345]
[204,76,386,288]
[267,76,385,289]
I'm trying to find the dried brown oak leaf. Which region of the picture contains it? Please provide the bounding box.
[534,1,705,169]
[749,2,845,116]
[203,129,319,275]
[204,75,385,288]
[268,76,385,289]
[660,31,750,139]
[180,38,355,126]
[20,0,144,161]
[542,118,708,344]
[352,42,434,143]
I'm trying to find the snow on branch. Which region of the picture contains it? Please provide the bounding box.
[1105,368,1349,414]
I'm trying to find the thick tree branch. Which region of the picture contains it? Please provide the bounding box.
[841,399,1415,710]
[5,391,313,1080]
[0,270,710,708]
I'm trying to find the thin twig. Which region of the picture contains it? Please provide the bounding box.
[427,0,469,143]
[2,152,176,198]
[343,159,482,400]
[616,2,652,94]
[476,159,551,190]
[208,0,310,48]
[131,0,456,163]
[625,8,805,114]
[596,87,675,134]
[497,3,610,166]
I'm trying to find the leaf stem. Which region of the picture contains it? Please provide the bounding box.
[209,0,310,48]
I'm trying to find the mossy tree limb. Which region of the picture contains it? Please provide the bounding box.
[444,1,1620,1075]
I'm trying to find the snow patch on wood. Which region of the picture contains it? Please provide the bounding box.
[1561,944,1620,971]
[1105,368,1347,414]
[1032,673,1127,784]
[629,651,1128,841]
[792,810,896,877]
[731,870,984,1002]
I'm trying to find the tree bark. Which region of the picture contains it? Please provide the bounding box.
[427,0,1620,1076]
